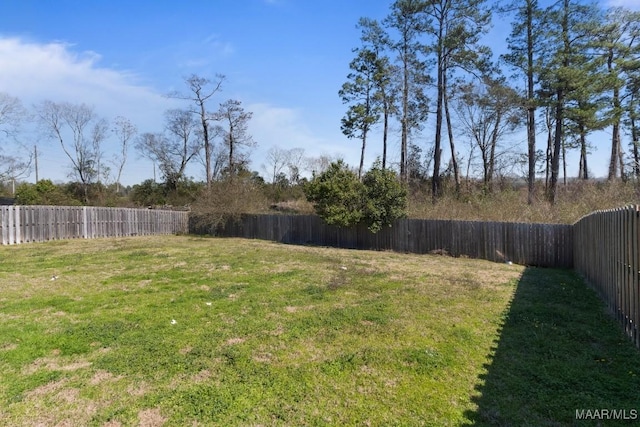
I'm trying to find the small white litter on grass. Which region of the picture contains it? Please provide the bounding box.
[205,302,212,306]
[339,266,347,271]
[50,275,59,281]
[171,319,177,325]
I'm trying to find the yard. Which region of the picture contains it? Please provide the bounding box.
[0,236,639,426]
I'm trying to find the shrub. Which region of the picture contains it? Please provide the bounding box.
[304,160,365,228]
[304,160,407,232]
[362,162,407,232]
[15,180,80,206]
[190,176,268,233]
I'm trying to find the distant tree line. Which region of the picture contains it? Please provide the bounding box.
[0,74,340,209]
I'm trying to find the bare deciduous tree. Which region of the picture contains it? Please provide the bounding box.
[0,93,31,182]
[111,116,137,194]
[135,109,200,190]
[36,101,107,202]
[263,146,291,184]
[169,74,225,186]
[286,148,305,184]
[213,99,256,177]
[0,93,25,139]
[454,77,521,190]
[305,154,342,176]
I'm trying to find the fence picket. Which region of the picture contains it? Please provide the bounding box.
[194,214,573,268]
[573,205,640,349]
[0,206,188,245]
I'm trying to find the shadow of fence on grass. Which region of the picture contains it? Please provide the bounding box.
[464,267,640,426]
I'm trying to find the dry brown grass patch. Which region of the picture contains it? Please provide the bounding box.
[179,346,193,355]
[90,370,118,386]
[23,357,91,375]
[127,382,150,397]
[138,408,167,427]
[192,369,212,383]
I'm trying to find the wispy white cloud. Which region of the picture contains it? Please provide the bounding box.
[0,37,177,184]
[202,34,234,56]
[605,0,640,9]
[0,37,355,184]
[249,103,321,149]
[174,34,234,72]
[247,102,357,172]
[0,37,173,120]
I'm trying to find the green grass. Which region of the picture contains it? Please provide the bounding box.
[0,236,638,426]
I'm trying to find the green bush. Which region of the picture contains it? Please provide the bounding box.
[304,160,407,232]
[304,160,365,228]
[362,162,407,232]
[15,180,80,206]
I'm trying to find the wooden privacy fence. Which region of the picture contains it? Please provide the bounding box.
[1,205,189,245]
[191,214,573,268]
[574,205,640,349]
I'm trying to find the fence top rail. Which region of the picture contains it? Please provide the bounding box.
[231,213,573,228]
[4,205,189,213]
[573,204,640,225]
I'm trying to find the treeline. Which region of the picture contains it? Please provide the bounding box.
[0,75,259,204]
[339,0,640,204]
[0,74,334,208]
[2,0,640,217]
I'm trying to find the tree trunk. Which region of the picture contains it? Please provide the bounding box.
[488,110,503,192]
[609,120,621,180]
[200,101,211,187]
[482,148,490,189]
[229,132,234,177]
[526,0,536,205]
[432,39,444,203]
[608,52,621,180]
[443,71,460,194]
[549,89,564,205]
[545,111,553,190]
[562,136,567,186]
[579,125,588,179]
[549,0,569,205]
[401,42,409,183]
[358,132,367,180]
[632,115,640,179]
[382,103,389,170]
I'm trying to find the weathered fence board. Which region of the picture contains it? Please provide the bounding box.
[1,205,189,245]
[573,205,640,349]
[190,214,573,268]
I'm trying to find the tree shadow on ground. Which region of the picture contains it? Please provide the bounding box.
[464,267,640,426]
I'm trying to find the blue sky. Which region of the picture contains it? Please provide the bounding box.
[0,0,638,186]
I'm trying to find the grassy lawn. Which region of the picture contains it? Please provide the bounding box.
[0,236,639,426]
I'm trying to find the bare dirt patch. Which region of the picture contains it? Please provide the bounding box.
[179,346,193,355]
[27,378,68,398]
[90,370,117,385]
[226,337,246,345]
[127,382,149,397]
[138,407,167,427]
[0,343,18,352]
[23,357,91,374]
[253,352,273,363]
[192,369,212,383]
